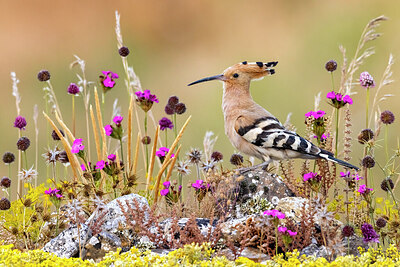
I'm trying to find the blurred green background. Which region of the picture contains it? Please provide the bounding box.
[1,0,400,194]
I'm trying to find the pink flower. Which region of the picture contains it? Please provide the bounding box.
[343,95,353,105]
[303,172,316,182]
[326,91,336,99]
[104,125,113,136]
[313,110,326,119]
[340,171,351,178]
[156,147,175,158]
[305,111,314,118]
[81,164,86,171]
[71,139,84,153]
[113,116,123,125]
[95,160,105,170]
[163,181,171,189]
[263,209,285,219]
[107,154,116,161]
[277,212,285,219]
[160,189,169,196]
[278,226,287,233]
[101,71,119,88]
[192,180,204,189]
[335,93,343,102]
[287,230,297,236]
[353,174,363,181]
[358,184,373,195]
[360,71,375,88]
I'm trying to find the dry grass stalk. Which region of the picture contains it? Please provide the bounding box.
[94,87,107,159]
[11,72,22,195]
[165,145,181,182]
[54,111,75,143]
[90,105,102,160]
[343,108,353,162]
[133,132,141,176]
[127,95,133,175]
[146,126,160,191]
[115,152,124,190]
[43,112,82,181]
[153,157,173,203]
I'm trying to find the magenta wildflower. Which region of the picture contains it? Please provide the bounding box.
[107,154,116,161]
[263,209,285,219]
[135,89,159,112]
[45,188,62,199]
[101,71,119,88]
[360,71,375,88]
[278,226,287,233]
[287,230,297,236]
[305,110,326,119]
[340,171,351,178]
[191,180,210,190]
[156,147,175,159]
[327,91,336,99]
[163,181,171,189]
[343,95,353,105]
[327,91,353,108]
[81,164,86,171]
[361,223,379,243]
[104,125,113,136]
[159,117,174,131]
[67,83,80,95]
[160,189,169,196]
[303,172,317,182]
[113,116,123,126]
[95,160,105,170]
[71,139,84,153]
[14,116,27,130]
[358,184,373,195]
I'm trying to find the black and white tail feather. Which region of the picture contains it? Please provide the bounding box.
[237,116,359,170]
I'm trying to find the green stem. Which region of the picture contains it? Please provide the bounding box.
[335,108,339,158]
[165,130,168,148]
[144,112,149,170]
[56,207,59,236]
[72,95,75,136]
[23,151,28,170]
[330,72,335,91]
[366,87,370,129]
[173,114,178,138]
[119,138,124,164]
[385,125,389,163]
[275,226,278,256]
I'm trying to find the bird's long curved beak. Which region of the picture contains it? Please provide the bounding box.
[187,74,224,86]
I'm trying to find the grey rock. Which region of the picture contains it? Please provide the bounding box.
[219,247,270,262]
[220,216,250,243]
[83,231,122,262]
[342,235,369,256]
[300,243,330,259]
[42,224,90,258]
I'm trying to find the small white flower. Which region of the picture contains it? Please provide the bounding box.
[271,196,280,205]
[18,166,38,182]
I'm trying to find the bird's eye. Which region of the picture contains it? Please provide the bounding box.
[233,73,239,78]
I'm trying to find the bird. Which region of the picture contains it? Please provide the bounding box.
[188,61,359,171]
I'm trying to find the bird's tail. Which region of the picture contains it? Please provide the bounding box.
[318,149,359,170]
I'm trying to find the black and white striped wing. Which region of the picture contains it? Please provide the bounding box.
[235,116,322,157]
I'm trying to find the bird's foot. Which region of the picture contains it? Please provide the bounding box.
[235,162,269,174]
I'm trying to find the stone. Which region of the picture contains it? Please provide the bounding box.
[342,235,369,257]
[218,247,270,262]
[159,217,217,242]
[83,231,121,262]
[300,243,330,259]
[234,168,295,205]
[42,224,90,258]
[220,216,250,243]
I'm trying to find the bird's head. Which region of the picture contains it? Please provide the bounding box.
[188,61,278,87]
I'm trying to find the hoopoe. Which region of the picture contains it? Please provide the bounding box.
[188,61,359,171]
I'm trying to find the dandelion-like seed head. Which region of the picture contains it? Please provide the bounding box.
[42,146,61,165]
[187,148,202,164]
[18,166,38,182]
[380,110,395,125]
[175,160,191,176]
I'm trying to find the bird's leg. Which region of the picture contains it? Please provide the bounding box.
[236,161,270,174]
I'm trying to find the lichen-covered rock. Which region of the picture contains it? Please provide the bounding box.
[220,216,250,243]
[42,224,90,258]
[83,231,121,262]
[159,217,217,242]
[234,168,295,205]
[218,247,270,262]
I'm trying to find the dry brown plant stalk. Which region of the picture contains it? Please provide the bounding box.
[153,157,173,203]
[43,112,82,181]
[90,105,102,160]
[133,132,141,176]
[94,87,107,159]
[146,126,160,191]
[127,95,133,174]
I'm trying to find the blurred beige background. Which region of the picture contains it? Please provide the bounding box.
[1,0,400,192]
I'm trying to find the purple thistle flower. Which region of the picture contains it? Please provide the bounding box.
[67,83,80,95]
[104,125,113,136]
[95,160,105,170]
[113,116,123,126]
[14,116,27,130]
[107,154,116,161]
[361,223,379,243]
[71,139,84,153]
[160,189,169,196]
[360,72,375,88]
[163,181,171,189]
[159,117,174,131]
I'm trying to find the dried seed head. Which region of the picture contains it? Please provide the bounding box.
[390,220,400,228]
[30,214,38,223]
[58,151,69,164]
[211,151,223,162]
[165,104,175,115]
[35,205,44,214]
[11,227,18,236]
[23,198,32,208]
[17,136,31,151]
[380,178,394,192]
[141,136,151,145]
[0,198,11,210]
[51,129,65,141]
[325,60,337,72]
[358,129,374,144]
[59,221,66,230]
[1,177,11,188]
[187,148,202,164]
[361,155,375,168]
[118,46,130,57]
[42,213,51,222]
[230,153,244,166]
[37,70,51,82]
[342,225,354,237]
[376,217,387,228]
[121,189,131,196]
[380,110,395,125]
[2,152,15,164]
[175,103,187,115]
[168,96,179,106]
